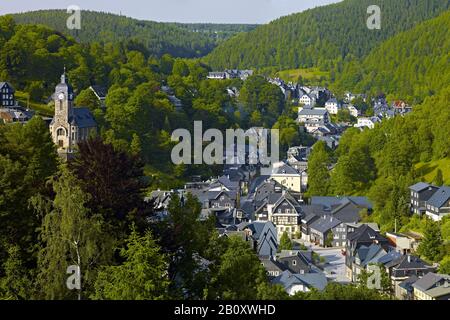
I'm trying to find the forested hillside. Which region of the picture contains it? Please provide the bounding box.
[11,10,256,58]
[331,10,450,103]
[204,0,450,70]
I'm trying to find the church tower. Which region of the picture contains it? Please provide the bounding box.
[50,70,75,153]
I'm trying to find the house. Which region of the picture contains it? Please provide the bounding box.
[286,146,310,172]
[49,71,98,156]
[425,186,450,221]
[346,105,359,118]
[332,222,380,249]
[350,244,388,282]
[297,106,330,133]
[392,100,412,115]
[386,254,435,297]
[89,85,107,108]
[266,191,303,239]
[270,162,303,193]
[277,250,313,274]
[299,94,316,107]
[412,272,450,300]
[0,106,34,124]
[207,70,254,81]
[397,275,419,300]
[260,256,287,278]
[386,232,420,254]
[309,215,341,247]
[0,82,16,107]
[325,98,341,115]
[272,270,328,295]
[207,72,227,79]
[409,182,439,215]
[345,224,390,281]
[355,116,381,129]
[238,221,278,257]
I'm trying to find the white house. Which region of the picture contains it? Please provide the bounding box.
[270,162,303,193]
[346,105,359,117]
[354,117,381,129]
[299,94,316,107]
[325,98,341,115]
[297,106,330,133]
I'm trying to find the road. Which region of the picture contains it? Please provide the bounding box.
[294,240,351,284]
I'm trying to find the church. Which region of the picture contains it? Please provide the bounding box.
[49,71,97,156]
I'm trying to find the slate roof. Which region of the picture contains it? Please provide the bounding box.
[409,182,433,192]
[310,215,341,234]
[385,254,431,271]
[273,270,328,291]
[423,286,450,298]
[90,85,107,99]
[311,196,373,210]
[427,186,450,208]
[412,273,450,292]
[69,107,97,128]
[347,224,388,244]
[298,108,328,116]
[0,82,14,92]
[398,275,419,291]
[271,163,299,175]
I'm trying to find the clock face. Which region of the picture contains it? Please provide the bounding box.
[58,93,65,100]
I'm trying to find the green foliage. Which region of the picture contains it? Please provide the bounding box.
[439,256,450,275]
[37,167,114,300]
[418,219,444,262]
[0,245,33,300]
[434,169,444,187]
[74,88,101,111]
[205,0,449,71]
[333,10,450,103]
[12,11,256,59]
[306,141,332,196]
[299,282,390,300]
[93,228,169,300]
[279,232,293,251]
[207,236,268,300]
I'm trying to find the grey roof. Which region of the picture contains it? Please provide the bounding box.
[273,270,328,291]
[398,275,419,291]
[373,250,402,265]
[298,108,328,116]
[90,85,107,99]
[271,163,299,175]
[386,254,431,271]
[311,196,373,210]
[409,182,433,192]
[427,186,450,208]
[412,273,449,292]
[326,98,338,104]
[0,82,14,92]
[244,221,268,240]
[347,224,388,245]
[69,108,97,128]
[310,215,341,234]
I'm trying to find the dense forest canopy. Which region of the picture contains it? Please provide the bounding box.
[204,0,450,71]
[331,10,450,104]
[11,10,257,58]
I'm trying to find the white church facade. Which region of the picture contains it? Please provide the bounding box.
[49,72,97,155]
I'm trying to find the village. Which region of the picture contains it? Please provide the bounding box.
[1,69,449,301]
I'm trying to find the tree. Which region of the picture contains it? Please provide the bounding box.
[439,256,450,275]
[434,169,444,186]
[306,141,332,196]
[418,219,443,262]
[279,232,293,251]
[69,137,148,230]
[93,228,169,300]
[75,88,101,111]
[207,236,268,300]
[325,231,334,248]
[37,167,113,300]
[0,245,33,300]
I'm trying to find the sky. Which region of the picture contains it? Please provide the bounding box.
[0,0,342,24]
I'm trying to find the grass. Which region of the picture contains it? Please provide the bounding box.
[275,67,330,83]
[15,91,53,117]
[415,157,450,185]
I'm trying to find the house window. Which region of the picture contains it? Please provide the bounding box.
[292,260,297,266]
[57,128,65,136]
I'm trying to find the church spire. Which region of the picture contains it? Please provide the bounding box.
[61,66,67,84]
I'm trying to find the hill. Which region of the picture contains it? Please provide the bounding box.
[204,0,450,70]
[332,10,450,103]
[10,10,257,58]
